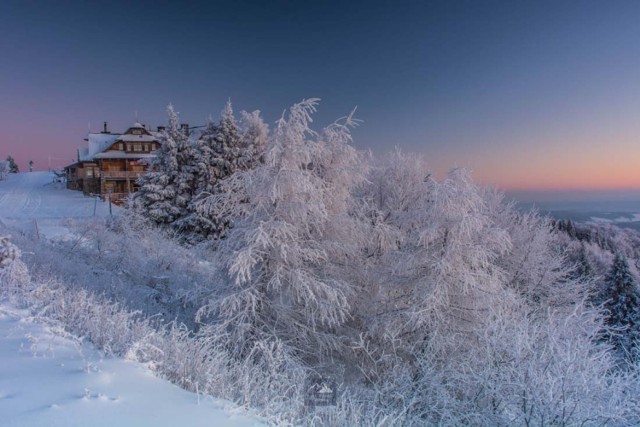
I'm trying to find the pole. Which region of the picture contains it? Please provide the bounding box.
[108,189,112,216]
[93,196,98,217]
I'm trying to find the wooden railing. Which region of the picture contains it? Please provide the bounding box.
[100,171,145,179]
[104,192,130,205]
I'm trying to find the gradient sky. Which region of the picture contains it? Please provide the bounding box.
[1,0,640,190]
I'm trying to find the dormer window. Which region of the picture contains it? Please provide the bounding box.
[118,143,124,150]
[132,129,143,135]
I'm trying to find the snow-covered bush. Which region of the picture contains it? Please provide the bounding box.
[0,236,30,291]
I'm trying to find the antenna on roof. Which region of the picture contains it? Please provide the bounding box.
[88,122,91,132]
[135,111,139,123]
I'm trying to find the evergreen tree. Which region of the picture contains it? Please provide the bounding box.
[172,121,198,222]
[132,105,183,225]
[575,243,595,279]
[6,155,18,173]
[602,254,640,363]
[193,119,219,196]
[177,101,246,241]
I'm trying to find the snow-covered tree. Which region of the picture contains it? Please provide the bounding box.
[199,99,367,361]
[192,119,220,196]
[6,155,18,173]
[175,101,247,241]
[237,109,269,169]
[601,254,640,363]
[132,105,184,225]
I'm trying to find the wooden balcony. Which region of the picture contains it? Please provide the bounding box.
[100,170,145,179]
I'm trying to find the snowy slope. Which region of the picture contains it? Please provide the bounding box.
[0,175,264,426]
[0,305,263,427]
[0,172,116,239]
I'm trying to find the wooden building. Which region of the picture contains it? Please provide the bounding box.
[65,122,162,204]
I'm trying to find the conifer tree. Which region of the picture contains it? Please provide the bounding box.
[177,101,246,241]
[132,105,183,225]
[172,121,197,221]
[6,155,18,173]
[602,254,640,363]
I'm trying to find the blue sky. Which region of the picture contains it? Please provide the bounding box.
[1,0,640,189]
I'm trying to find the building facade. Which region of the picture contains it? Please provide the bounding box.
[65,122,162,204]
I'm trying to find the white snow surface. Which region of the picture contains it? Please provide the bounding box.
[0,305,262,427]
[0,173,264,426]
[0,172,116,239]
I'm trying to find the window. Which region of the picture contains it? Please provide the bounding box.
[134,144,142,152]
[118,143,124,150]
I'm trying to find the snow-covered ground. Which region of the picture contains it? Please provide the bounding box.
[0,305,262,427]
[0,173,263,426]
[0,172,115,239]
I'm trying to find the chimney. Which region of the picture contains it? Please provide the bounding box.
[180,123,189,136]
[102,121,109,134]
[157,126,166,132]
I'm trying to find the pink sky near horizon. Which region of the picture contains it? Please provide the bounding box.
[2,123,639,192]
[1,102,640,192]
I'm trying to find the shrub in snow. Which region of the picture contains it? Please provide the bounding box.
[0,236,30,291]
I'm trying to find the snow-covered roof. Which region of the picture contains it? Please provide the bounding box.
[77,147,90,161]
[87,133,120,158]
[65,123,164,168]
[93,152,157,159]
